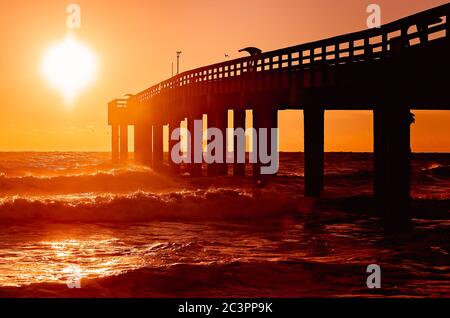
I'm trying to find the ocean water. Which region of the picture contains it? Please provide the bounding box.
[0,152,448,297]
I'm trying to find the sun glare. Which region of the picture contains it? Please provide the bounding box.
[42,35,97,104]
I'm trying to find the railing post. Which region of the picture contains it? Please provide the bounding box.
[418,22,429,44]
[349,40,354,61]
[310,48,315,86]
[381,33,388,55]
[401,26,409,48]
[299,50,303,68]
[321,45,327,62]
[321,45,327,84]
[364,36,372,61]
[334,44,339,64]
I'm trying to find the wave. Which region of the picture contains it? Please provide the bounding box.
[422,164,450,179]
[2,258,446,298]
[0,188,297,223]
[325,169,373,181]
[0,167,178,195]
[0,260,355,297]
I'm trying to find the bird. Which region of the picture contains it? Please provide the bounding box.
[238,47,262,57]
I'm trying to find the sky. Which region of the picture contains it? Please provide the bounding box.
[0,0,449,152]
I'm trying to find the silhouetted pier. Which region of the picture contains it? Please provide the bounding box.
[108,4,450,224]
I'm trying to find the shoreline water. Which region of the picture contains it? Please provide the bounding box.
[0,152,448,297]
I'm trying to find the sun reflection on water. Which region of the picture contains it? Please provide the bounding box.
[0,235,148,287]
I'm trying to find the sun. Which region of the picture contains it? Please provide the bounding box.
[42,34,97,104]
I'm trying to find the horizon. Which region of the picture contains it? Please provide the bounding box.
[1,150,450,154]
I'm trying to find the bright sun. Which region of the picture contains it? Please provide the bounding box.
[42,35,97,104]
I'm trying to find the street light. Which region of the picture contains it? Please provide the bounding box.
[176,50,182,74]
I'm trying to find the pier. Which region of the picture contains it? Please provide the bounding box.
[109,4,450,225]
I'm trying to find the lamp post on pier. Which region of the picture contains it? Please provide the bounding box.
[176,50,182,75]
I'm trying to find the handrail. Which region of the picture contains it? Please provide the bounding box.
[125,4,449,104]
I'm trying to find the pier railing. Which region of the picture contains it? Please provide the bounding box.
[127,4,449,104]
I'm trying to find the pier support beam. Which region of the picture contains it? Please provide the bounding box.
[233,108,246,176]
[168,121,181,175]
[141,124,153,166]
[252,108,278,179]
[187,116,202,177]
[373,106,411,226]
[153,123,164,170]
[111,124,119,163]
[215,109,229,176]
[304,107,324,197]
[374,109,388,202]
[207,112,218,177]
[119,124,128,163]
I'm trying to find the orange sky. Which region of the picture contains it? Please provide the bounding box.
[0,0,449,152]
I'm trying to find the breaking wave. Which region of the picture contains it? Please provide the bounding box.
[0,188,296,222]
[422,163,450,178]
[0,168,177,195]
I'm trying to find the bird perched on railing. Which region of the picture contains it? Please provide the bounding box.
[238,47,262,57]
[239,47,262,71]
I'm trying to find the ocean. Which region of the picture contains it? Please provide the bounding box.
[0,152,448,297]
